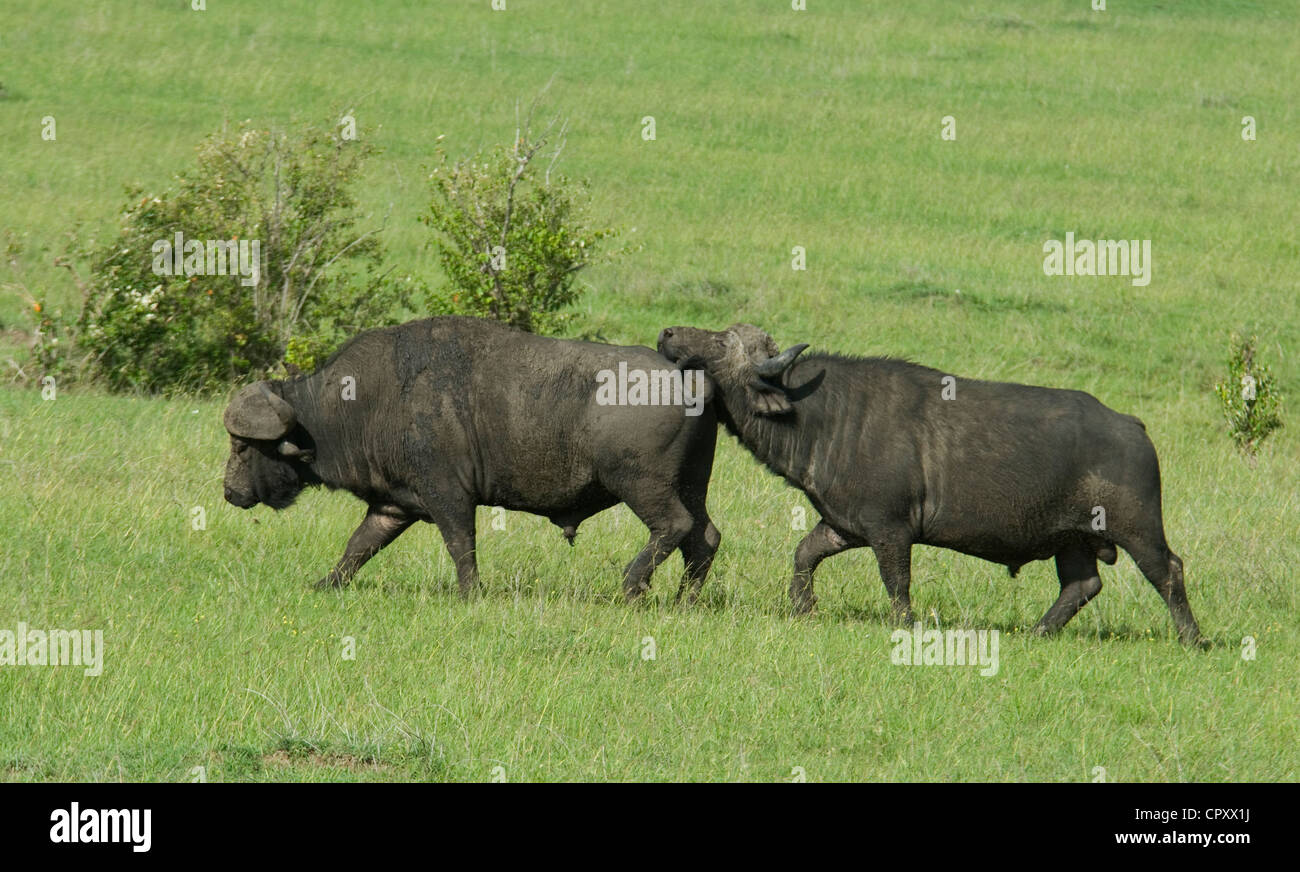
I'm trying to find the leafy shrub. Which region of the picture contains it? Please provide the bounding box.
[1214,332,1283,459]
[423,106,621,334]
[74,120,409,392]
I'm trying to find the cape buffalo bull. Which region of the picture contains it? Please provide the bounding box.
[657,323,1202,645]
[222,316,720,601]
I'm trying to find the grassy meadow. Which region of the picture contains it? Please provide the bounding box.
[1,1,1297,781]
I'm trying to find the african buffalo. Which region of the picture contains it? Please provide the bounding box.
[657,323,1201,644]
[223,316,720,601]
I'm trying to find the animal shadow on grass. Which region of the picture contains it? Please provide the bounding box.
[826,603,1213,648]
[356,556,727,611]
[826,603,900,626]
[342,569,1211,649]
[1084,624,1218,650]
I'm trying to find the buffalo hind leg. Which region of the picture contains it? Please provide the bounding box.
[871,533,914,624]
[675,517,721,606]
[315,507,413,590]
[790,521,855,615]
[622,493,694,602]
[1033,543,1103,636]
[1131,545,1202,646]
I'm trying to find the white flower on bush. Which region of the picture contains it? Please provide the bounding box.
[124,283,165,316]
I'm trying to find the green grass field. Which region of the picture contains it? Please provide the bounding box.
[1,1,1297,781]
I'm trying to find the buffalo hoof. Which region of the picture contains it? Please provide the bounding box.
[313,575,345,591]
[791,597,817,617]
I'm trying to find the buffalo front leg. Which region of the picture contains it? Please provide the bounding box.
[1033,543,1103,636]
[315,508,413,590]
[871,533,914,624]
[790,521,854,615]
[433,511,479,599]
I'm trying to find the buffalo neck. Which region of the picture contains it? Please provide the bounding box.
[715,379,817,487]
[714,355,891,493]
[276,374,369,495]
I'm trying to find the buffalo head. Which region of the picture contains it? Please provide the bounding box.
[658,324,808,415]
[222,381,314,510]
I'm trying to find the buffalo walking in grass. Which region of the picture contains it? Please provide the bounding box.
[222,316,720,601]
[657,323,1202,645]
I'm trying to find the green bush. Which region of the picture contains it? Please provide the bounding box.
[1214,332,1283,460]
[73,120,410,393]
[423,110,621,335]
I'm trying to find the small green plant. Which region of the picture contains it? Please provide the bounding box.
[422,94,622,335]
[1214,332,1283,460]
[1,229,86,386]
[71,119,410,393]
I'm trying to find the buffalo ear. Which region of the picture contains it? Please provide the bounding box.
[696,371,716,406]
[224,382,296,440]
[747,377,794,416]
[277,440,314,464]
[677,356,716,406]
